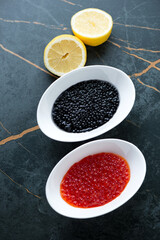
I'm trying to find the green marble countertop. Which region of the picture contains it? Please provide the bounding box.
[0,0,160,239]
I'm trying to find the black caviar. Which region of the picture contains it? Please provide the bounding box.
[52,80,119,133]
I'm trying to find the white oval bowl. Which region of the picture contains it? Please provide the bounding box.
[46,139,146,219]
[37,65,135,142]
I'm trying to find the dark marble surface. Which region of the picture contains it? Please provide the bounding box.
[0,0,160,239]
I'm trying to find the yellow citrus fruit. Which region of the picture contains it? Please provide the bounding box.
[71,8,113,46]
[44,34,87,76]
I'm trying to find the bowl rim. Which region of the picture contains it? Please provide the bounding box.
[45,138,146,219]
[37,65,136,142]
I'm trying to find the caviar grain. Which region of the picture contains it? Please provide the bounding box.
[60,152,130,208]
[52,80,119,133]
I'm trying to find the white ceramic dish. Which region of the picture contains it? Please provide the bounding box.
[46,139,146,219]
[37,65,135,142]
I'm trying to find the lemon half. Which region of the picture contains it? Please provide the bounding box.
[44,34,87,76]
[71,8,113,46]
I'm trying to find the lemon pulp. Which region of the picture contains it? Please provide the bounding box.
[71,8,113,46]
[44,35,87,76]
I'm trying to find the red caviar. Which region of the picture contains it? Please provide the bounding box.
[60,153,130,208]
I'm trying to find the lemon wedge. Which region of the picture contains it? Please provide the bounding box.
[71,8,113,46]
[44,34,87,76]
